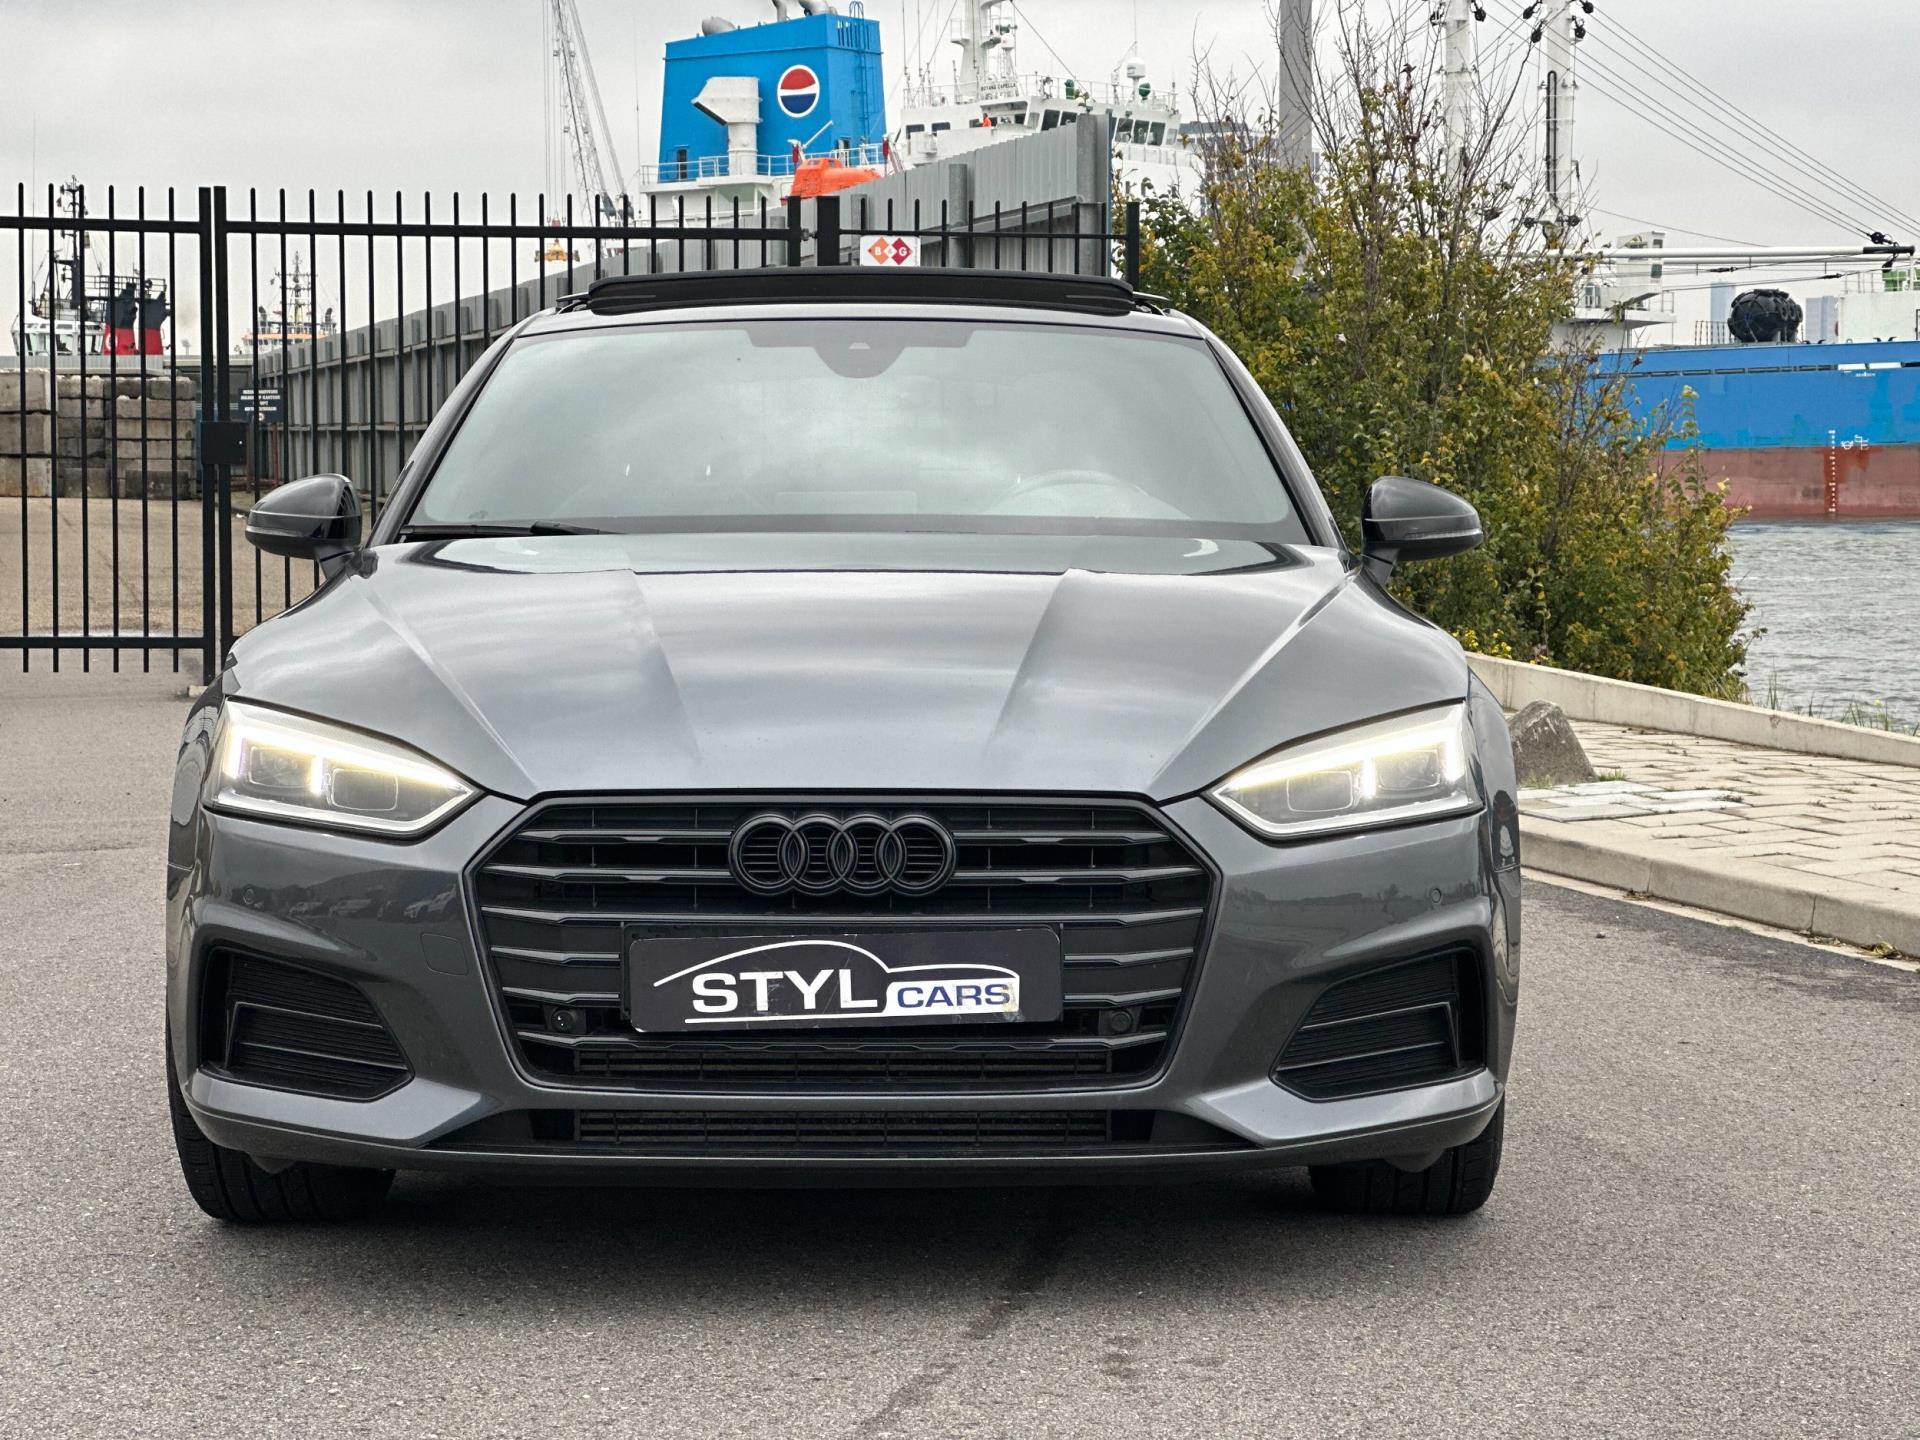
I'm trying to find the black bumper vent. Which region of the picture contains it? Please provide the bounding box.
[471,798,1213,1092]
[201,952,410,1100]
[570,1108,1134,1154]
[1272,949,1480,1100]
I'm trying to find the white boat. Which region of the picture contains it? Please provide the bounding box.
[11,179,171,360]
[234,256,338,358]
[624,1,1203,212]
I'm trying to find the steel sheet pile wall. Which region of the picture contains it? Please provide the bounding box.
[836,118,1112,275]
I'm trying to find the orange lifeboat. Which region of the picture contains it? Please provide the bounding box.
[788,154,882,199]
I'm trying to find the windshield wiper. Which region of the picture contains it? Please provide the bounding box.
[399,521,612,539]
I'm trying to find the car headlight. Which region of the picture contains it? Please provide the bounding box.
[1208,702,1480,840]
[209,700,476,836]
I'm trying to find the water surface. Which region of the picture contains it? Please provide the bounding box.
[1728,519,1920,720]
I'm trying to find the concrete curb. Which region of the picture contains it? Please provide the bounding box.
[1469,653,1920,768]
[1523,824,1920,957]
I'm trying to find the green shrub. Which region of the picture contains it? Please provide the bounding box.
[1136,16,1747,696]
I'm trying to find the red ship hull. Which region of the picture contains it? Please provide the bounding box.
[1667,446,1920,519]
[105,324,165,356]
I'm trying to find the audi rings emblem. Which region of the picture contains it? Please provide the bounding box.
[727,812,958,898]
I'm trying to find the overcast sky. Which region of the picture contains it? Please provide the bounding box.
[6,0,1918,335]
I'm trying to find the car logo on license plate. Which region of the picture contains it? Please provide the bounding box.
[665,940,1015,1021]
[626,930,1064,1033]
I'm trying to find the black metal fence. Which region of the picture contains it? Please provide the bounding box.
[3,184,1139,681]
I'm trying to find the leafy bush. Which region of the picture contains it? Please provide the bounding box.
[1137,11,1747,696]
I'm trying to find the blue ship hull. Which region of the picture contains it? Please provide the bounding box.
[1602,340,1920,516]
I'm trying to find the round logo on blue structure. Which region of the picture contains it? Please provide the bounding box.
[777,64,821,119]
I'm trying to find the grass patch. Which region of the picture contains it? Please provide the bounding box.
[1752,675,1920,736]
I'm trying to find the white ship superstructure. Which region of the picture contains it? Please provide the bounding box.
[529,1,1207,223]
[896,0,1201,197]
[235,256,338,358]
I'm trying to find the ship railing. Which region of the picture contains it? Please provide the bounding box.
[1112,141,1193,167]
[633,144,892,188]
[1576,280,1675,316]
[904,73,1176,114]
[757,143,890,177]
[1846,264,1920,293]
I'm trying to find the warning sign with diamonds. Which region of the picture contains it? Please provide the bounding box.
[859,235,922,267]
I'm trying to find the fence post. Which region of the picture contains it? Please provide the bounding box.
[195,189,218,684]
[1124,201,1142,288]
[785,197,804,267]
[815,195,841,266]
[211,185,235,666]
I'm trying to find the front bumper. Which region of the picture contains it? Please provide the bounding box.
[167,793,1519,1181]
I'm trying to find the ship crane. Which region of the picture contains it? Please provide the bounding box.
[543,0,630,228]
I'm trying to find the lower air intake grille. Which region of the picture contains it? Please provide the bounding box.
[202,952,410,1100]
[571,1108,1126,1153]
[1272,949,1480,1100]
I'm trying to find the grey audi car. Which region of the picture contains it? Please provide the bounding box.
[165,268,1520,1223]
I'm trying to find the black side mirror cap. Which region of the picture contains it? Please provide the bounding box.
[246,474,362,569]
[1361,475,1484,581]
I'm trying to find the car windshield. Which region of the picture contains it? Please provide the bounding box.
[409,318,1307,541]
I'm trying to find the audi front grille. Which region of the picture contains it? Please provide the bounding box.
[470,797,1216,1092]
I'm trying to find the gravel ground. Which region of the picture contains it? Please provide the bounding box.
[2,671,1915,1439]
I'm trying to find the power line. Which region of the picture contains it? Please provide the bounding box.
[1572,51,1872,235]
[1466,1,1547,123]
[1479,1,1872,238]
[1579,82,1858,235]
[1579,32,1900,238]
[1416,0,1545,173]
[1587,3,1920,238]
[1586,206,1759,247]
[1481,0,1868,235]
[1412,2,1886,248]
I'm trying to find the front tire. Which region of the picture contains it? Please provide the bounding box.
[1308,1102,1504,1217]
[167,1039,393,1224]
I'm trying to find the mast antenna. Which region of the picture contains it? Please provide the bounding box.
[1528,0,1590,226]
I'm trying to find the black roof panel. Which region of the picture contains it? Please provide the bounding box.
[564,266,1150,318]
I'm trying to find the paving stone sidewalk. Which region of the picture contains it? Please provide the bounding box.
[1517,720,1920,955]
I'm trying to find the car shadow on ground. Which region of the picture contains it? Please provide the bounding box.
[183,1171,1500,1320]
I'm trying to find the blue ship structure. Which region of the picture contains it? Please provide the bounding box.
[655,8,886,184]
[1602,340,1920,517]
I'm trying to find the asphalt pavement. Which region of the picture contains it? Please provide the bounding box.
[2,669,1916,1439]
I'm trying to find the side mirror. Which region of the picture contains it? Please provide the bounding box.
[246,474,362,569]
[1361,475,1483,581]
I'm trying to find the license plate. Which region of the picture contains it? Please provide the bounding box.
[626,928,1063,1033]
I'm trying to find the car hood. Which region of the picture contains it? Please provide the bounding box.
[227,535,1470,801]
